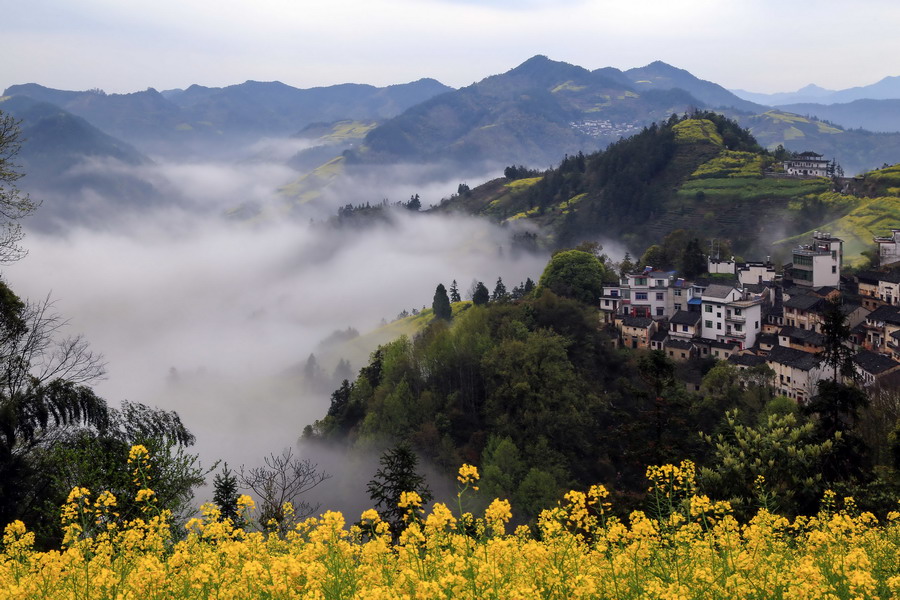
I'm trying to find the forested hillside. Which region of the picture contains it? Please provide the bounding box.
[309,250,900,521]
[436,112,898,262]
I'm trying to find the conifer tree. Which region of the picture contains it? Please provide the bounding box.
[449,280,461,303]
[472,281,490,306]
[213,463,243,526]
[491,277,509,302]
[432,283,452,320]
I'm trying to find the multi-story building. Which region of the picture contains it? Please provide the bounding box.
[601,268,685,320]
[699,283,764,349]
[789,231,842,288]
[784,152,832,177]
[766,346,826,403]
[874,229,900,266]
[852,350,900,387]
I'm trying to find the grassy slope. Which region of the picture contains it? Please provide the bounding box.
[773,164,900,266]
[441,118,890,261]
[327,302,473,369]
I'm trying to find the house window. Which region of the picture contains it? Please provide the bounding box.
[674,290,682,296]
[656,307,664,316]
[832,266,837,273]
[735,324,742,331]
[682,325,689,332]
[705,320,713,328]
[734,308,742,316]
[636,292,648,300]
[635,278,647,286]
[716,322,722,330]
[705,305,712,313]
[610,290,619,297]
[681,352,686,358]
[656,293,664,301]
[674,303,681,311]
[656,280,665,287]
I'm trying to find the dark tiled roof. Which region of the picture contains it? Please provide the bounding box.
[651,330,668,342]
[757,333,779,347]
[779,326,825,345]
[853,350,900,375]
[783,294,824,311]
[729,353,768,368]
[669,310,701,326]
[665,338,694,350]
[767,345,821,371]
[710,339,740,350]
[867,305,900,325]
[704,284,737,299]
[856,271,882,285]
[622,316,654,328]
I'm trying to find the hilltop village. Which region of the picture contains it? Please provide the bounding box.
[602,226,900,402]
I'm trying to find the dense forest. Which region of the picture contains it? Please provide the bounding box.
[309,249,900,522]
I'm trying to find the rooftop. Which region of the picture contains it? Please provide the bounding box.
[669,310,701,326]
[767,345,821,371]
[853,350,900,375]
[622,316,654,329]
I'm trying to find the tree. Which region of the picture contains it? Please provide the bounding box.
[432,283,452,320]
[19,400,207,547]
[449,280,461,303]
[213,463,243,525]
[0,112,38,264]
[820,297,856,382]
[681,238,706,278]
[537,250,605,305]
[491,277,509,303]
[472,281,490,306]
[366,442,433,533]
[239,448,330,531]
[406,194,421,211]
[0,282,110,530]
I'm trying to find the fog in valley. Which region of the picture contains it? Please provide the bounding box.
[6,148,551,511]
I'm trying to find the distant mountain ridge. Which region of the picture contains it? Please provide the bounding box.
[732,75,900,105]
[344,56,727,169]
[3,78,453,158]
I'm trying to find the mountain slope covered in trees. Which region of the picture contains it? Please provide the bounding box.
[434,112,896,263]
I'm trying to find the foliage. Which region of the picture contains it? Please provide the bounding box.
[471,281,489,306]
[212,464,242,526]
[0,112,38,263]
[537,249,605,304]
[700,410,836,518]
[4,455,900,599]
[366,442,433,534]
[431,283,452,321]
[238,449,330,532]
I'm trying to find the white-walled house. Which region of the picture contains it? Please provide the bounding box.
[874,229,900,266]
[789,232,843,288]
[766,346,826,403]
[699,284,764,349]
[784,152,832,177]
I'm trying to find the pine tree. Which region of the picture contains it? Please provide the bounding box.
[213,463,243,526]
[491,277,509,302]
[432,283,452,320]
[366,442,433,533]
[449,280,461,303]
[472,281,490,306]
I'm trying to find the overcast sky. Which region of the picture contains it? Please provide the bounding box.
[5,0,900,95]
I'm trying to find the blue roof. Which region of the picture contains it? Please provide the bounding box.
[688,298,703,305]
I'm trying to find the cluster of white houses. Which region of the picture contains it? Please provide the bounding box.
[602,231,900,403]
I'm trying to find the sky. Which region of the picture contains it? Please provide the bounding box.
[5,0,900,96]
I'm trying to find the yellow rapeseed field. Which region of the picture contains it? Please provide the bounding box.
[2,449,900,599]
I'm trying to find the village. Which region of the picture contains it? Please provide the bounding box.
[601,152,900,402]
[601,225,900,401]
